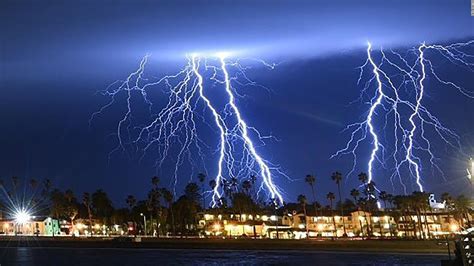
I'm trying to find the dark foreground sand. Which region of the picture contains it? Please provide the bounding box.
[0,237,451,254]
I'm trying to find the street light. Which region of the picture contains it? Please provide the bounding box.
[468,158,474,180]
[140,213,147,236]
[467,158,474,200]
[13,209,32,236]
[14,209,31,224]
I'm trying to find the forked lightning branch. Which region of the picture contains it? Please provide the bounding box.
[91,53,286,207]
[333,40,474,194]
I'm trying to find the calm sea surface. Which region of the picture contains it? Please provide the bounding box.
[0,247,447,265]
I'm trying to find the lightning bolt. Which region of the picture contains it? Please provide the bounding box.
[91,52,286,207]
[190,55,226,206]
[219,56,283,205]
[333,40,473,194]
[365,42,385,185]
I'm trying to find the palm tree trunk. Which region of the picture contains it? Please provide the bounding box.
[310,185,318,216]
[409,213,417,239]
[156,208,161,238]
[71,218,74,236]
[400,210,406,238]
[423,208,430,239]
[465,211,471,227]
[170,203,175,235]
[303,204,308,238]
[359,218,365,238]
[252,210,257,239]
[202,185,205,209]
[330,200,337,237]
[149,213,154,236]
[416,210,424,239]
[354,197,365,238]
[337,183,347,236]
[87,206,93,237]
[366,213,371,237]
[378,220,383,237]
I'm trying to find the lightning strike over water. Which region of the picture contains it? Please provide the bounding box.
[333,40,474,194]
[91,53,286,207]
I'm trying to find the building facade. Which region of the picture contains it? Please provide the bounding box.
[198,209,471,239]
[0,217,60,236]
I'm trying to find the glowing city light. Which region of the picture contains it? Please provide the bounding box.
[450,223,459,232]
[468,158,473,180]
[13,209,32,224]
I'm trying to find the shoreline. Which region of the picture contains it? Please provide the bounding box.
[0,237,451,255]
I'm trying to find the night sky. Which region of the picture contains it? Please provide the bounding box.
[1,0,473,206]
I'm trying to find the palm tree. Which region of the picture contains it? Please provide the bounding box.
[26,178,39,208]
[42,179,52,196]
[151,176,160,189]
[393,195,411,238]
[350,188,365,237]
[441,192,454,225]
[209,180,216,191]
[11,176,19,188]
[386,193,394,209]
[454,195,471,228]
[331,172,346,236]
[65,189,77,230]
[305,174,318,216]
[125,195,137,235]
[376,190,390,237]
[250,175,257,196]
[242,180,252,195]
[197,173,206,208]
[36,178,52,209]
[358,172,373,235]
[147,188,161,236]
[161,188,175,235]
[11,176,19,202]
[297,194,308,238]
[358,172,368,194]
[230,177,239,194]
[29,178,38,190]
[419,192,432,239]
[379,191,388,209]
[409,192,425,239]
[350,189,360,203]
[327,192,337,237]
[83,192,93,236]
[441,192,452,208]
[126,195,136,210]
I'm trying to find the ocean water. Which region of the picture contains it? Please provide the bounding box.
[0,247,448,265]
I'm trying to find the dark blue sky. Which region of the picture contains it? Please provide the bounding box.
[0,0,473,205]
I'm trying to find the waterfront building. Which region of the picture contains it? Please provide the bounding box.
[0,217,60,236]
[198,212,291,238]
[198,209,471,239]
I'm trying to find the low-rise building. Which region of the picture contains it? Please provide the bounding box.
[198,209,471,239]
[0,217,60,236]
[198,212,291,238]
